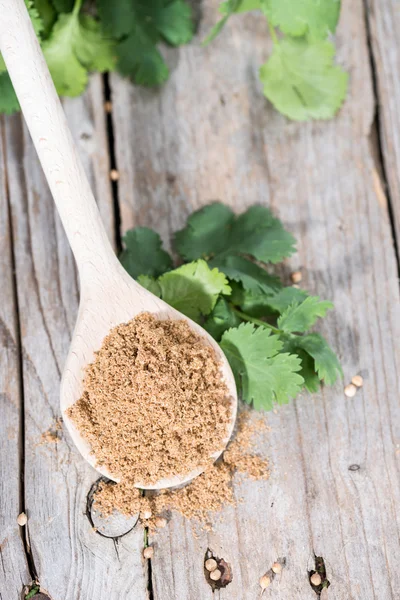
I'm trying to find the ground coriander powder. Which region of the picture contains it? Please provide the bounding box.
[67,312,233,487]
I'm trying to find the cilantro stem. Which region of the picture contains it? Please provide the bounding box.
[232,307,283,335]
[73,0,83,16]
[267,21,278,45]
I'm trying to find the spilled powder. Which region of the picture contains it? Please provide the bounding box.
[40,418,62,444]
[94,410,270,530]
[67,313,232,486]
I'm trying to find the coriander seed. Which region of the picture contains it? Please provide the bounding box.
[17,512,27,526]
[209,569,222,581]
[205,558,218,572]
[143,546,154,559]
[344,383,357,398]
[259,574,271,589]
[310,573,322,586]
[351,375,363,388]
[272,562,282,574]
[290,271,302,283]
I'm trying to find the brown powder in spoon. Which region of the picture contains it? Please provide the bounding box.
[67,312,233,487]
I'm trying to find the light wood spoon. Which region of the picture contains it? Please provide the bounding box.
[0,0,237,489]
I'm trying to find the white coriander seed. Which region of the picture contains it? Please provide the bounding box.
[209,569,222,581]
[310,573,322,586]
[205,558,218,572]
[344,383,357,398]
[143,546,154,559]
[17,512,27,526]
[290,271,302,284]
[259,574,271,589]
[272,562,282,574]
[351,375,363,388]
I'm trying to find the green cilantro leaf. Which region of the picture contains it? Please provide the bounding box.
[74,15,116,73]
[211,254,282,295]
[43,11,115,96]
[137,275,162,297]
[175,202,296,264]
[260,38,348,121]
[157,0,194,46]
[294,333,342,385]
[264,0,340,39]
[98,0,193,86]
[204,297,242,340]
[120,227,173,279]
[220,323,303,409]
[0,73,19,115]
[263,286,309,313]
[51,0,74,12]
[34,0,57,38]
[204,0,261,44]
[117,25,169,86]
[295,348,321,393]
[277,296,333,333]
[157,260,231,320]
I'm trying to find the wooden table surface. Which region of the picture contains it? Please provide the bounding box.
[1,1,400,598]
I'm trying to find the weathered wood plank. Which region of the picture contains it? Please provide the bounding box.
[366,0,400,252]
[0,119,31,599]
[3,75,147,600]
[110,0,400,598]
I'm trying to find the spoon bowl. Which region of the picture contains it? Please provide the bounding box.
[0,0,237,490]
[62,260,237,489]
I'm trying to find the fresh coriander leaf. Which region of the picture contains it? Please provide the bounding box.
[204,0,261,44]
[296,348,320,393]
[34,0,57,38]
[236,290,277,317]
[175,202,296,264]
[175,203,235,260]
[220,323,303,409]
[137,275,162,297]
[220,0,262,13]
[211,254,282,296]
[157,0,194,46]
[51,0,74,12]
[294,332,342,385]
[117,25,169,86]
[259,38,348,121]
[0,73,20,114]
[27,0,44,36]
[97,0,134,37]
[43,11,115,96]
[263,286,308,313]
[43,14,87,96]
[120,227,173,279]
[158,260,231,320]
[74,15,116,73]
[264,0,340,39]
[203,297,242,341]
[98,0,193,86]
[277,296,333,333]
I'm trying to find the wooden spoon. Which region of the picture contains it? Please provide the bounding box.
[0,0,237,489]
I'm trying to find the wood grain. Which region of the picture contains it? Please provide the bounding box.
[366,0,400,252]
[0,119,31,599]
[110,0,400,598]
[2,76,147,600]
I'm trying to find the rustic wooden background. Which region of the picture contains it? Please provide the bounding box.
[1,0,400,598]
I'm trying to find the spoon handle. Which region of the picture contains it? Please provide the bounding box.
[0,0,119,281]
